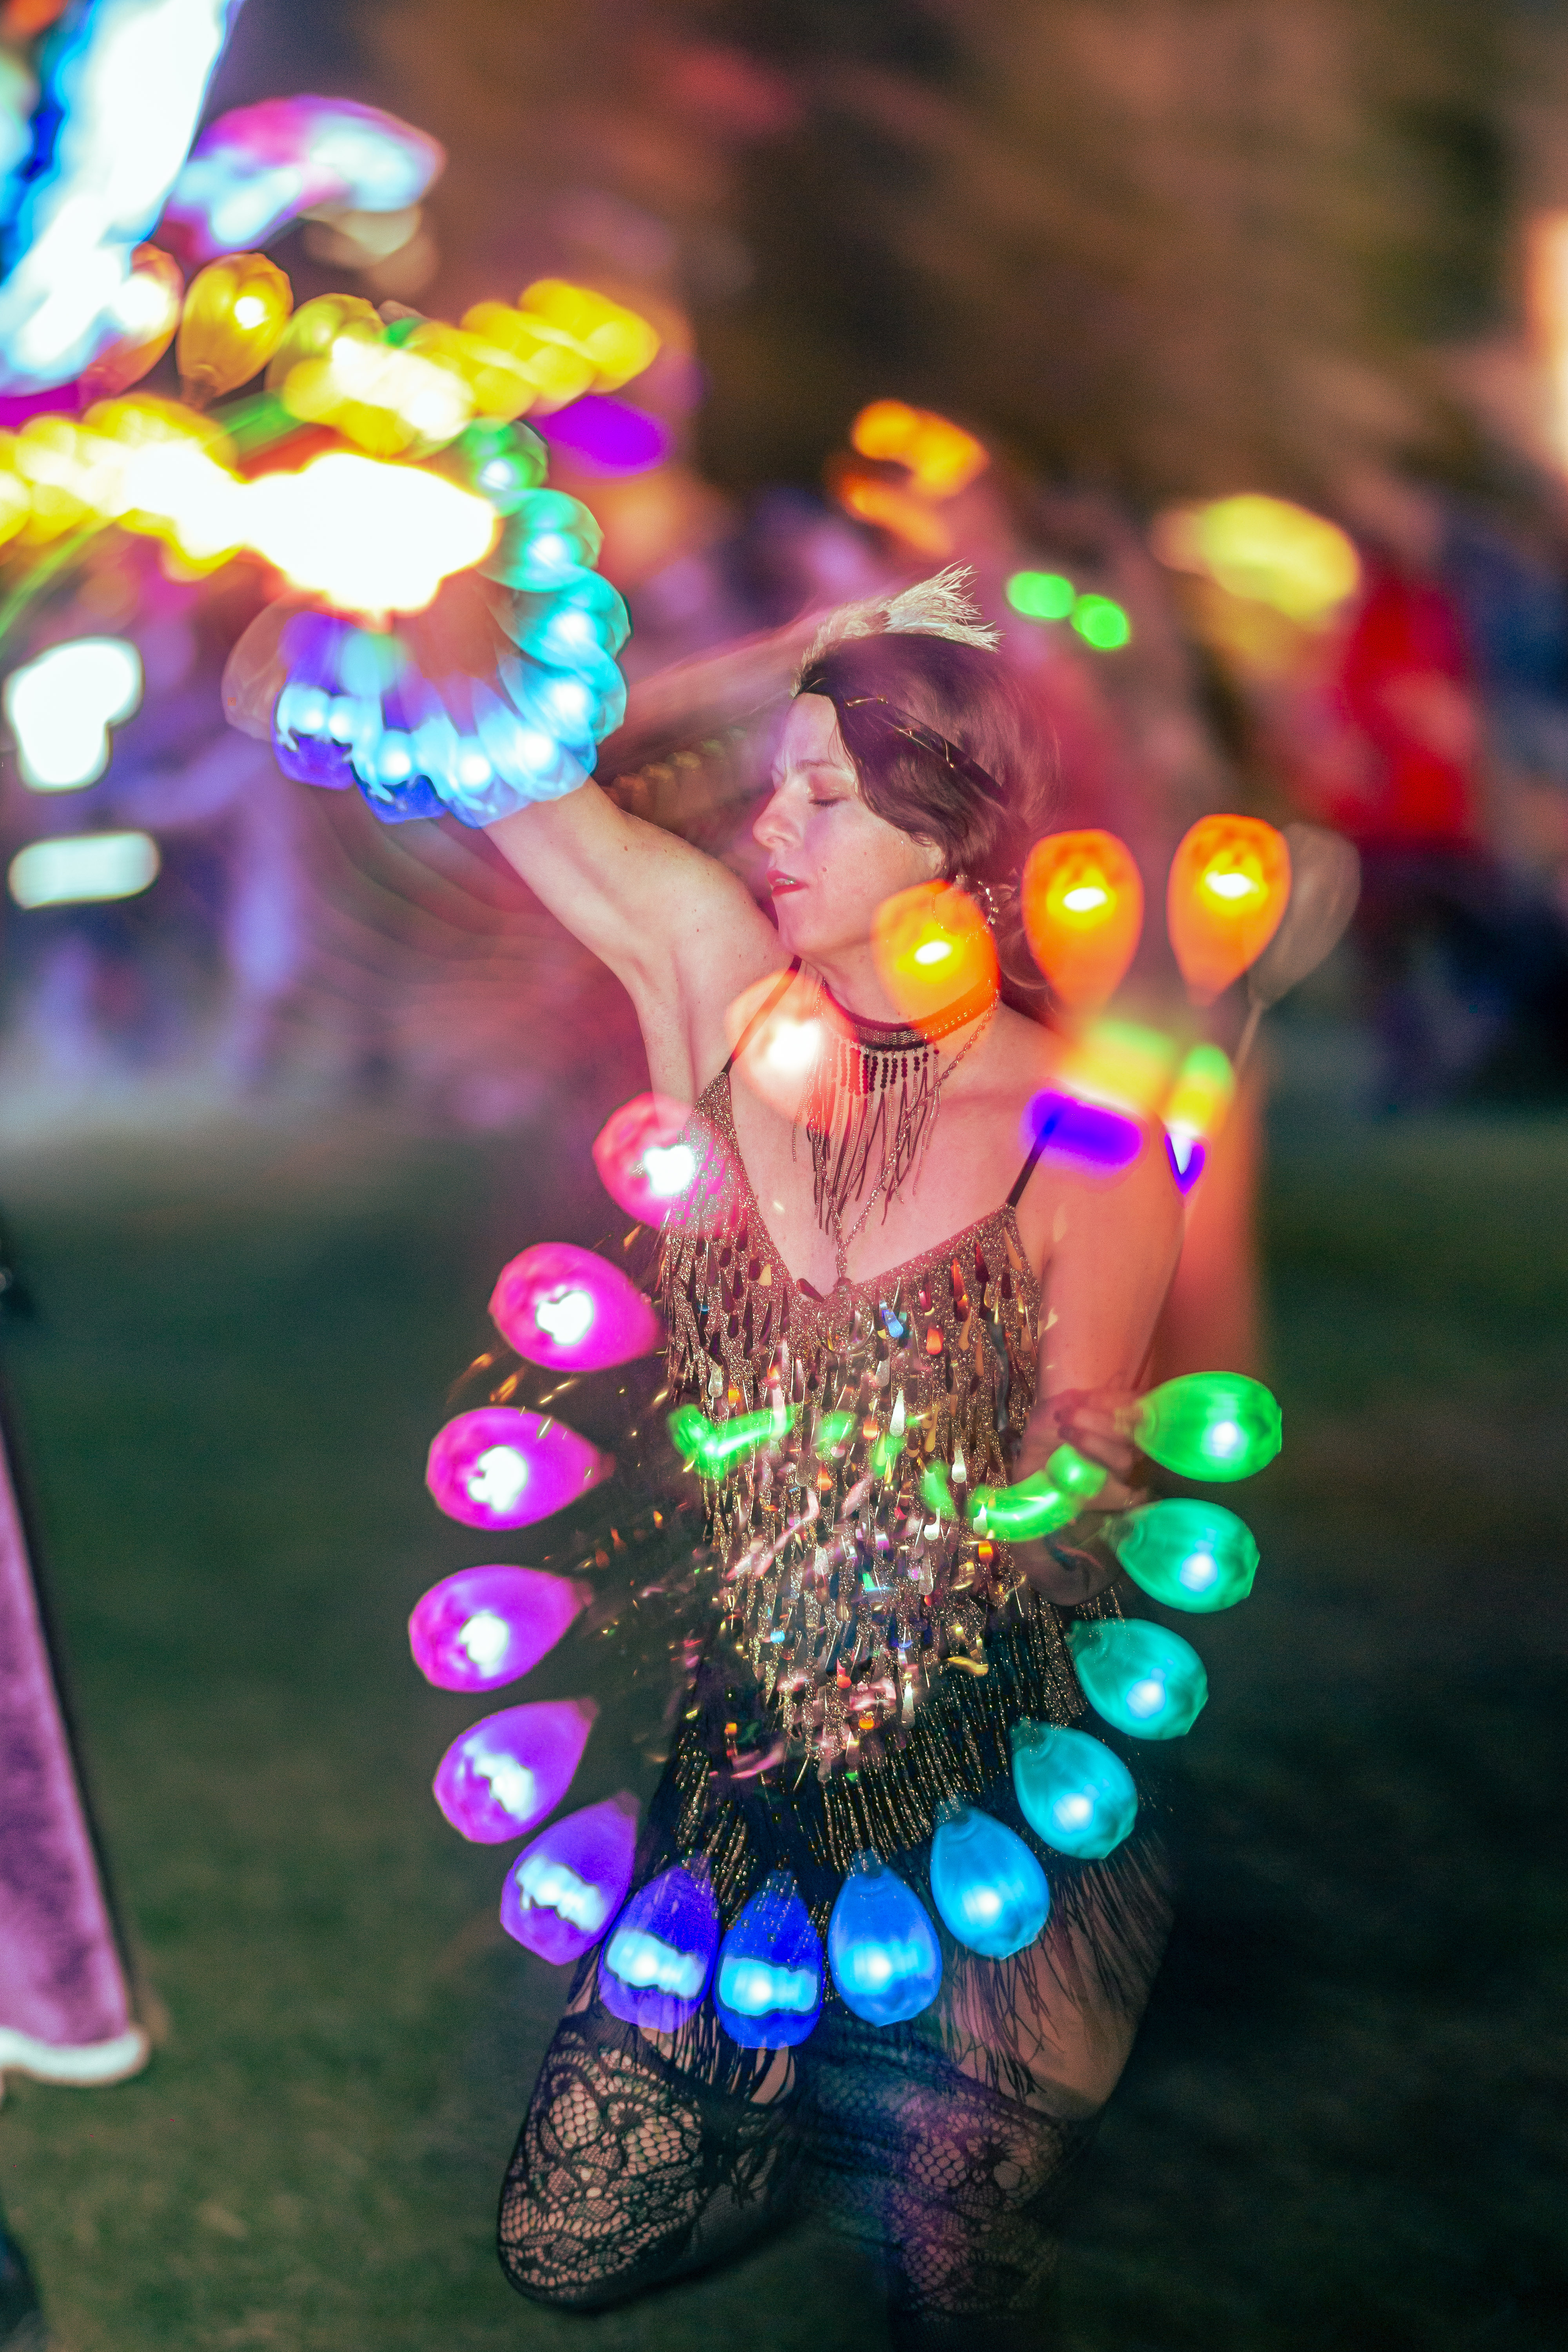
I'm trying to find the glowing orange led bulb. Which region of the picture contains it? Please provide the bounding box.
[1021,829,1144,1008]
[1167,815,1291,1003]
[871,880,998,1035]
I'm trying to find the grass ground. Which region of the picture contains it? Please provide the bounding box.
[0,1040,1563,2350]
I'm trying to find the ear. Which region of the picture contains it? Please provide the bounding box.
[911,834,946,881]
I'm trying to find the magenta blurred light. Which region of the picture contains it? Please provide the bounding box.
[592,1092,701,1223]
[408,1564,590,1693]
[489,1243,662,1373]
[500,1791,640,1964]
[541,395,671,476]
[432,1697,596,1843]
[425,1407,611,1530]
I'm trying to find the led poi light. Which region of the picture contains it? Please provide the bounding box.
[432,1696,597,1842]
[489,1243,662,1374]
[827,1848,943,2026]
[425,1406,612,1531]
[175,250,294,402]
[1133,1372,1282,1483]
[966,1470,1078,1543]
[1167,815,1291,1005]
[8,830,159,908]
[1109,1499,1259,1613]
[669,1403,796,1481]
[79,244,185,403]
[713,1870,824,2049]
[1069,1620,1208,1740]
[599,1854,720,2033]
[4,637,143,789]
[723,969,835,1123]
[500,1791,639,1965]
[163,94,445,264]
[1021,830,1144,1009]
[0,0,235,396]
[407,1564,590,1693]
[1162,1042,1235,1194]
[591,1093,699,1222]
[1011,1720,1138,1860]
[872,880,998,1037]
[849,401,989,499]
[929,1802,1050,1960]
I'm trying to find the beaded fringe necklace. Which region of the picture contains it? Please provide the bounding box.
[802,976,999,1262]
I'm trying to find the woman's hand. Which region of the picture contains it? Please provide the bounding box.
[1025,1383,1148,1517]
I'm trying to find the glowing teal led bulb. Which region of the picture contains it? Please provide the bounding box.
[1109,1498,1258,1612]
[1068,1619,1207,1739]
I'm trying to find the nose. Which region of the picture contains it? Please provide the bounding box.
[752,786,797,857]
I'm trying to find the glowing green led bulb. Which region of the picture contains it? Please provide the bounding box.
[1133,1372,1281,1482]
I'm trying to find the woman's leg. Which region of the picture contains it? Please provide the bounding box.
[801,1831,1174,2351]
[499,1934,803,2309]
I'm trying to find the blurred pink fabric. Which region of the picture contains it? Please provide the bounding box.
[0,1429,147,2087]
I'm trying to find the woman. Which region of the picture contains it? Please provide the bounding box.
[486,574,1183,2346]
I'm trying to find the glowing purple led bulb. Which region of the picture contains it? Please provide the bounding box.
[425,1406,611,1531]
[432,1697,596,1843]
[500,1792,641,1964]
[408,1564,590,1694]
[598,1853,720,2032]
[489,1242,662,1373]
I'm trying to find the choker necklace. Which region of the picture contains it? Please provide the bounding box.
[803,973,999,1280]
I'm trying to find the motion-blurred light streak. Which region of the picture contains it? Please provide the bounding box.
[8,829,160,907]
[4,637,142,788]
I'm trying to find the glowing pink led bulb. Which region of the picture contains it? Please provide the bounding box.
[425,1407,611,1530]
[489,1242,662,1373]
[408,1564,590,1693]
[500,1791,641,1964]
[432,1697,597,1843]
[592,1093,701,1222]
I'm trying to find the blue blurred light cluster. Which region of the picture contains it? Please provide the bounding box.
[270,423,629,826]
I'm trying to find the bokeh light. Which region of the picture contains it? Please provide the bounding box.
[1167,814,1292,1004]
[1021,829,1144,1009]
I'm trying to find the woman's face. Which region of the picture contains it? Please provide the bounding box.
[753,693,942,963]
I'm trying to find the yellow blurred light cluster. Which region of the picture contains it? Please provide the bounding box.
[271,307,476,457]
[850,402,988,499]
[832,401,989,557]
[1055,1017,1181,1119]
[1163,1043,1235,1147]
[1152,494,1360,623]
[263,279,661,461]
[0,399,496,614]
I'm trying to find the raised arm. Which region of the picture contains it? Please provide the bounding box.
[486,785,776,1100]
[485,621,818,1100]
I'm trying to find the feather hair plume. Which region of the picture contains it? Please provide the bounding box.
[797,563,1000,676]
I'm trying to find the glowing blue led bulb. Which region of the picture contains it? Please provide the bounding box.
[599,1854,720,2034]
[929,1802,1050,1959]
[828,1848,942,2026]
[713,1871,824,2048]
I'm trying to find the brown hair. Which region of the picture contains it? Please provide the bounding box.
[795,631,1054,889]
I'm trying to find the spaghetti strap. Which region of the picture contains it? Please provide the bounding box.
[720,956,802,1076]
[1007,1094,1065,1209]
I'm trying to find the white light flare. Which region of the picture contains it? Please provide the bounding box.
[9,829,160,908]
[5,637,143,789]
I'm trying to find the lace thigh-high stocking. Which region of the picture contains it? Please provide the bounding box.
[800,2013,1099,2352]
[498,1952,804,2311]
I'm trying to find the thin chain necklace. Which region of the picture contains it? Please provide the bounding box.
[806,980,1000,1287]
